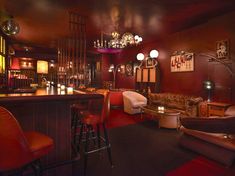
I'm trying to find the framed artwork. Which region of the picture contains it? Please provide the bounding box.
[120,64,125,74]
[216,40,229,60]
[171,53,194,72]
[125,62,133,76]
[96,61,101,71]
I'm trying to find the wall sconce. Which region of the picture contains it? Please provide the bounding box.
[136,49,159,68]
[203,80,214,102]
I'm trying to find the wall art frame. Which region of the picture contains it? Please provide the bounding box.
[216,40,229,60]
[170,53,194,72]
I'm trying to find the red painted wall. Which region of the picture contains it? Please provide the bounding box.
[105,11,235,103]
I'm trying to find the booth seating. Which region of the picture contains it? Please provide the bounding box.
[179,112,235,166]
[123,91,147,114]
[0,106,54,175]
[110,90,124,108]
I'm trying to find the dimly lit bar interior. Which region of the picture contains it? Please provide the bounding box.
[1,0,235,176]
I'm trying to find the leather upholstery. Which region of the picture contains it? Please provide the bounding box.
[179,115,235,166]
[24,131,54,159]
[82,89,110,125]
[122,91,147,114]
[0,106,53,172]
[149,93,203,116]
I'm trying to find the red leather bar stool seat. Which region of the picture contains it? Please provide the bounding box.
[0,106,54,175]
[24,131,54,159]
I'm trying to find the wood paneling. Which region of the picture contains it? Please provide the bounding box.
[0,88,103,174]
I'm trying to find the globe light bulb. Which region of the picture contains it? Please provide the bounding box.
[150,50,159,58]
[136,53,145,61]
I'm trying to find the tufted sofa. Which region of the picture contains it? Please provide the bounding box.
[149,93,203,117]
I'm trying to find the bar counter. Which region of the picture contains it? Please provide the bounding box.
[0,87,103,175]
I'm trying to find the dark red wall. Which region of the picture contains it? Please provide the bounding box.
[102,11,235,103]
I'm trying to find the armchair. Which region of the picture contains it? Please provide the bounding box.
[122,91,147,114]
[179,116,235,166]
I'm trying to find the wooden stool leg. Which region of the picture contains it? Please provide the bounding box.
[84,126,90,176]
[102,123,113,167]
[77,123,84,153]
[97,124,101,149]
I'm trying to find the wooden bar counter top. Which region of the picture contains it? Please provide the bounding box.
[0,87,103,175]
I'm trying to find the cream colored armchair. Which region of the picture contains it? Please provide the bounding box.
[122,91,147,114]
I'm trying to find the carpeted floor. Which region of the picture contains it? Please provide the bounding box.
[47,109,235,176]
[70,120,197,176]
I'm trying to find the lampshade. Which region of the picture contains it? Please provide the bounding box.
[37,60,48,74]
[203,80,214,90]
[10,58,20,70]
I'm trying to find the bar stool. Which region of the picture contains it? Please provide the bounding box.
[0,107,54,176]
[78,90,113,175]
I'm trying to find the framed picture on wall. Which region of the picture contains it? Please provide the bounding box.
[125,62,133,76]
[120,64,125,74]
[170,53,194,72]
[216,40,229,60]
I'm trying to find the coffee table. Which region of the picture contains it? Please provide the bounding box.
[140,105,181,130]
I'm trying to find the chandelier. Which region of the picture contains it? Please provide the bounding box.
[94,31,142,49]
[1,18,20,36]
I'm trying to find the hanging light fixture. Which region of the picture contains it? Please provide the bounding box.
[1,18,20,36]
[94,31,142,50]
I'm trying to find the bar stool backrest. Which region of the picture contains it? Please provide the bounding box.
[96,90,110,123]
[0,107,33,172]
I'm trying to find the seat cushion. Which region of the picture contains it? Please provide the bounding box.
[132,101,146,108]
[82,113,101,125]
[24,131,54,159]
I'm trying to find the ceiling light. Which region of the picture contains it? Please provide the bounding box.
[94,31,142,50]
[1,18,20,36]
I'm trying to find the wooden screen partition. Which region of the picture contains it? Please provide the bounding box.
[136,68,142,82]
[57,12,86,87]
[142,69,149,82]
[135,67,160,93]
[149,68,156,83]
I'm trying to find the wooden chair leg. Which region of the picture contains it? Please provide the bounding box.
[97,124,101,149]
[102,123,113,167]
[84,126,90,176]
[31,160,42,176]
[77,123,84,152]
[72,113,79,145]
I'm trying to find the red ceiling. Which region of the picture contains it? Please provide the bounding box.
[1,0,235,51]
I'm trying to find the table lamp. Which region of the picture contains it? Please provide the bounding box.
[203,80,214,102]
